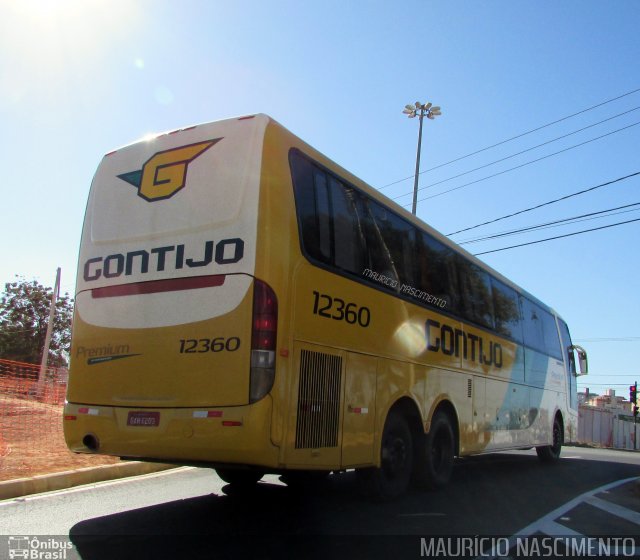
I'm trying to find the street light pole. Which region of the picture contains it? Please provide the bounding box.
[403,101,442,216]
[411,110,424,216]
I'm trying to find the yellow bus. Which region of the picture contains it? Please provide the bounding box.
[64,114,588,499]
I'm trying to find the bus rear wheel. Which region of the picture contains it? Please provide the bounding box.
[357,411,413,501]
[216,468,264,487]
[536,415,563,463]
[413,410,455,490]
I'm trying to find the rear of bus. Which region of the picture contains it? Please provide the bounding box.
[63,115,281,468]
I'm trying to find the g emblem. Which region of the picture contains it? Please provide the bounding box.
[117,138,221,201]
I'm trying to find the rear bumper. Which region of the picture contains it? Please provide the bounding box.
[63,396,280,468]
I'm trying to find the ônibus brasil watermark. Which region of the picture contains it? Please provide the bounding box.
[362,268,447,308]
[6,536,73,560]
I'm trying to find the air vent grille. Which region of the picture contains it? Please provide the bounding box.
[295,349,342,449]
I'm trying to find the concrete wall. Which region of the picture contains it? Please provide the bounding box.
[578,405,638,450]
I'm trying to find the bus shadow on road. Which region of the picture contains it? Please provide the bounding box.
[68,450,636,559]
[69,470,400,560]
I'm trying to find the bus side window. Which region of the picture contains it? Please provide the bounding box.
[360,199,400,285]
[363,200,416,289]
[328,177,366,275]
[313,171,332,262]
[521,297,562,359]
[491,278,523,342]
[416,232,459,313]
[381,211,417,289]
[558,319,576,374]
[291,151,328,265]
[522,296,543,352]
[457,257,494,330]
[541,309,563,359]
[558,318,578,409]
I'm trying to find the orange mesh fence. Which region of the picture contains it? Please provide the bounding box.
[0,358,118,481]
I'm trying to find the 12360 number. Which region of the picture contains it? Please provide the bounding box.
[179,337,241,354]
[312,291,370,327]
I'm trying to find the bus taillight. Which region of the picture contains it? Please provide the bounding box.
[250,279,278,403]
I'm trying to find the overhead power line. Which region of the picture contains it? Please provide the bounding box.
[473,217,640,256]
[578,373,640,378]
[577,383,637,387]
[403,120,640,208]
[447,171,640,236]
[380,86,640,190]
[459,202,640,245]
[577,374,640,380]
[575,337,640,342]
[392,105,640,201]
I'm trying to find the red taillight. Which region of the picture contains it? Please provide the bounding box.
[252,280,278,351]
[250,280,278,403]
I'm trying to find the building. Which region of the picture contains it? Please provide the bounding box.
[583,389,632,413]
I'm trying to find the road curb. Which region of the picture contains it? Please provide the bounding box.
[0,462,175,501]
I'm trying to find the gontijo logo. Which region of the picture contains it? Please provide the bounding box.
[117,138,222,201]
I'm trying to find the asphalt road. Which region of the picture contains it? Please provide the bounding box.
[1,447,639,559]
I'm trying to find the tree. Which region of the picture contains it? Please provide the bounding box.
[0,277,73,367]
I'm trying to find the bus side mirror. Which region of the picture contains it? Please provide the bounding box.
[570,345,588,376]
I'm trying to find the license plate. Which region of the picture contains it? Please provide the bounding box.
[127,411,160,427]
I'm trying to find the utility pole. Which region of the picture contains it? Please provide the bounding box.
[630,382,638,450]
[37,267,61,396]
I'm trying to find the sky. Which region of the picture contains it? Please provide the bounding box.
[1,0,639,399]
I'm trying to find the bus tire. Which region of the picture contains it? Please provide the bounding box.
[357,411,413,501]
[216,468,264,487]
[536,415,563,463]
[413,410,455,490]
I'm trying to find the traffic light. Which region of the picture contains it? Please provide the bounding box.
[630,383,638,405]
[634,405,639,418]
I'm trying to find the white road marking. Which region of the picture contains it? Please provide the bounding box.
[0,466,196,505]
[585,494,640,525]
[477,476,640,560]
